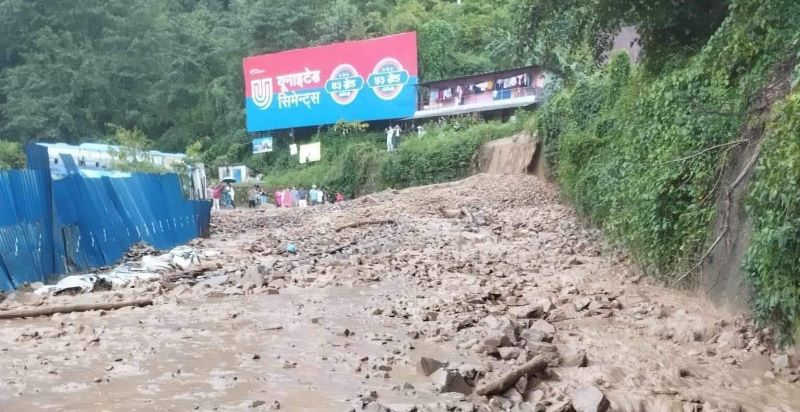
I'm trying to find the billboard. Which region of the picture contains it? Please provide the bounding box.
[298,142,321,164]
[243,32,418,132]
[252,136,273,153]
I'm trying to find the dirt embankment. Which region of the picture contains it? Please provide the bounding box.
[480,133,546,177]
[0,175,797,411]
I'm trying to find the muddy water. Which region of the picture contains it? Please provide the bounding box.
[1,281,469,411]
[1,174,798,411]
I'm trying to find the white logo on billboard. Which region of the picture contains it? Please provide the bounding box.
[251,77,274,110]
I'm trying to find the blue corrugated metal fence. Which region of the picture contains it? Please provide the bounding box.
[0,145,211,290]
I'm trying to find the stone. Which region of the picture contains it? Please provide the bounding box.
[484,315,519,344]
[770,354,791,370]
[547,400,574,412]
[563,349,588,367]
[529,319,556,336]
[483,332,513,349]
[417,357,446,376]
[510,305,544,319]
[530,297,556,313]
[526,342,560,365]
[571,385,609,412]
[574,297,592,311]
[521,328,553,344]
[269,279,287,289]
[430,368,473,395]
[498,347,521,360]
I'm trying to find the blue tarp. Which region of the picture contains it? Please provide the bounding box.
[0,145,211,290]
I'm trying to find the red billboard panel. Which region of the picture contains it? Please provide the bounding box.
[243,32,418,132]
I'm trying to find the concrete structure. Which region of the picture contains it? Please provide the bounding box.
[217,165,255,183]
[38,142,186,172]
[413,66,557,120]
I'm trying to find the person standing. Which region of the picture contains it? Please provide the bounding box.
[228,184,236,209]
[298,187,308,208]
[385,126,394,152]
[318,188,325,205]
[291,187,299,208]
[335,192,345,203]
[309,185,318,206]
[211,183,222,211]
[248,186,259,208]
[282,187,292,208]
[274,189,282,207]
[393,125,401,150]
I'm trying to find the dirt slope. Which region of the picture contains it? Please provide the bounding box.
[0,174,797,411]
[480,134,545,177]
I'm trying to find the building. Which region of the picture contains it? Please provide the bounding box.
[413,66,557,120]
[38,142,186,174]
[217,165,255,183]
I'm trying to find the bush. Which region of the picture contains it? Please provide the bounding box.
[0,140,26,170]
[531,0,800,340]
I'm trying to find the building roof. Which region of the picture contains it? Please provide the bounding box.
[418,65,543,87]
[410,94,538,119]
[37,142,185,158]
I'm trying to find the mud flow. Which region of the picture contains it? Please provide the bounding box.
[1,175,798,411]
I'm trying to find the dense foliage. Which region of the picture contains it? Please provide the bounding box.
[0,0,514,157]
[0,140,25,169]
[531,0,800,339]
[259,115,527,198]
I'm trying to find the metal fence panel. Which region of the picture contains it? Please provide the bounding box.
[0,147,211,291]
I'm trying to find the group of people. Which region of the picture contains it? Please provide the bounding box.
[385,124,401,152]
[274,185,344,208]
[209,182,237,210]
[208,182,345,210]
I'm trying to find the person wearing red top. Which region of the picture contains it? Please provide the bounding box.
[211,183,222,211]
[335,192,345,203]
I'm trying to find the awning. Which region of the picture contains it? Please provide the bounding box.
[410,95,538,119]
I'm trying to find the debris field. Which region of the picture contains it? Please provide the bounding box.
[0,174,798,411]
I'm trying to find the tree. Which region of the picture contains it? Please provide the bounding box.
[418,20,458,81]
[0,140,25,169]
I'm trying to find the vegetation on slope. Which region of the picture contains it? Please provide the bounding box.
[528,0,800,340]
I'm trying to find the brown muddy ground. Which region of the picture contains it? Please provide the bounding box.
[0,174,798,411]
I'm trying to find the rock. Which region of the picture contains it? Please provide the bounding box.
[266,288,280,295]
[587,300,609,311]
[483,332,513,349]
[269,278,287,289]
[570,386,609,412]
[770,354,791,370]
[547,400,574,412]
[196,274,228,288]
[526,342,560,365]
[527,319,556,341]
[529,297,556,313]
[521,328,553,344]
[417,357,446,376]
[510,305,544,319]
[563,349,588,367]
[574,297,592,311]
[430,368,473,395]
[240,266,266,289]
[484,315,519,344]
[498,347,521,360]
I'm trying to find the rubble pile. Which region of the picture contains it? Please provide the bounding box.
[0,174,797,411]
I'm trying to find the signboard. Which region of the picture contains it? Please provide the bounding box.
[298,142,321,164]
[243,32,418,132]
[252,136,273,153]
